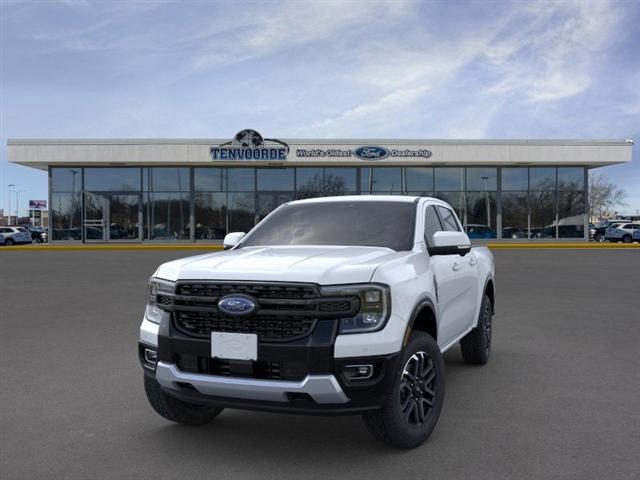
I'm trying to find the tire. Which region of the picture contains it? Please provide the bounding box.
[32,237,42,245]
[622,235,632,243]
[5,238,14,246]
[363,331,445,449]
[143,374,223,426]
[595,233,605,243]
[460,294,492,365]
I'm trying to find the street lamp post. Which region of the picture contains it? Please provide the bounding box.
[8,184,15,225]
[15,190,27,225]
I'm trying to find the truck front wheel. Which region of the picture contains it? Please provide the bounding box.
[362,331,445,448]
[143,375,223,426]
[460,294,492,365]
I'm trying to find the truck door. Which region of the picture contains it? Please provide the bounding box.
[425,204,477,348]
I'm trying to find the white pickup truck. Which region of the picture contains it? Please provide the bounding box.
[139,196,495,448]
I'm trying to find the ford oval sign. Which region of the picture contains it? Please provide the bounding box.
[217,295,257,316]
[354,146,389,160]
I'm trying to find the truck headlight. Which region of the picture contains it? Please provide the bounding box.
[320,284,391,334]
[145,278,175,324]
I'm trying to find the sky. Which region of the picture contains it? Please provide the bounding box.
[1,0,639,217]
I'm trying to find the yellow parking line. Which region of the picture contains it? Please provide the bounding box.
[485,243,640,249]
[1,244,225,251]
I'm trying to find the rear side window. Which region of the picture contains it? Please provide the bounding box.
[435,206,461,232]
[424,205,443,245]
[17,227,28,232]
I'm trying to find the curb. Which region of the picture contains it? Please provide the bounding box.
[485,243,640,249]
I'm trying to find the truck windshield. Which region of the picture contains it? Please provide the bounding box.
[241,201,416,251]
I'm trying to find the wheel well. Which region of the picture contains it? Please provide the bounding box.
[411,306,437,341]
[485,279,495,313]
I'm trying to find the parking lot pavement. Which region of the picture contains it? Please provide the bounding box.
[1,250,639,480]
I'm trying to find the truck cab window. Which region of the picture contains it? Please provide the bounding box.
[424,205,443,246]
[436,206,461,232]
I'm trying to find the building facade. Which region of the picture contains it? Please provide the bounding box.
[8,131,633,243]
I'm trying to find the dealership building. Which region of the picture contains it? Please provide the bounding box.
[7,131,633,243]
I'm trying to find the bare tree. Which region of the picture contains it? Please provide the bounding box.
[589,172,627,221]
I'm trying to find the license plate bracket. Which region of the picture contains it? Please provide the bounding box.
[211,332,258,361]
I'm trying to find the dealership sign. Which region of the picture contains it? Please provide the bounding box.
[29,200,47,209]
[211,129,289,161]
[296,146,432,160]
[211,132,433,162]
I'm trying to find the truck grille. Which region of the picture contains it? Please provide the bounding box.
[165,282,359,343]
[174,311,317,342]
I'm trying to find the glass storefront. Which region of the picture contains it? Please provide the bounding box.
[49,166,588,242]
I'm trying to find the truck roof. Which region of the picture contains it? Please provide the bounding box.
[289,195,425,205]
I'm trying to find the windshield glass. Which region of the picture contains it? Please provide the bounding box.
[241,200,417,251]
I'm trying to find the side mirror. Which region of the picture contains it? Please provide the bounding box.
[223,232,246,250]
[428,231,471,256]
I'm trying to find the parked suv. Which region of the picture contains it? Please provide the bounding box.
[21,225,48,244]
[591,220,625,242]
[605,223,640,243]
[139,196,495,448]
[0,226,32,246]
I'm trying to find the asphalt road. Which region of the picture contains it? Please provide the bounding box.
[1,249,639,480]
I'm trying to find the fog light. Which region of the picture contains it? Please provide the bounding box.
[144,348,158,365]
[343,364,374,381]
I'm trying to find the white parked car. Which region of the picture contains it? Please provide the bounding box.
[0,226,32,246]
[605,223,640,243]
[139,196,495,448]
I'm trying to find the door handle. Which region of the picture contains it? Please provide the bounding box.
[452,262,461,272]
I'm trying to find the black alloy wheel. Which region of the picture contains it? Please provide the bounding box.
[399,352,437,426]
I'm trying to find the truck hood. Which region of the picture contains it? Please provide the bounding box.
[154,246,407,285]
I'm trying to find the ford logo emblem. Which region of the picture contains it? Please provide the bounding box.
[217,295,257,316]
[354,146,389,160]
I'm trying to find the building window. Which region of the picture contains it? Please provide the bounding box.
[227,168,255,191]
[501,168,528,191]
[361,167,403,194]
[257,168,294,191]
[501,192,528,239]
[85,168,141,191]
[227,192,255,232]
[529,167,556,191]
[296,168,356,198]
[466,192,497,238]
[324,168,357,195]
[435,168,464,191]
[256,168,294,222]
[295,168,324,199]
[50,168,83,241]
[500,168,528,239]
[194,168,226,240]
[144,168,190,240]
[227,168,256,232]
[51,192,82,240]
[465,168,497,238]
[405,167,434,195]
[51,167,82,193]
[557,187,585,238]
[557,167,584,191]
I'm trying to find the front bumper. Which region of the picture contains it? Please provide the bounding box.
[140,315,401,415]
[156,361,348,404]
